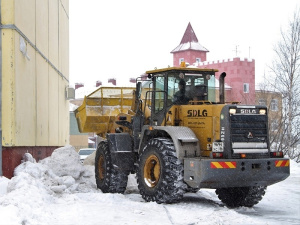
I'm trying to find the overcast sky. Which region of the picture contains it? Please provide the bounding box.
[69,0,299,87]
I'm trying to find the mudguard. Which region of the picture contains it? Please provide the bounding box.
[139,126,200,160]
[106,133,135,171]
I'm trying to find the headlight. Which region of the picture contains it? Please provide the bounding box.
[259,109,266,114]
[213,142,224,152]
[229,108,236,114]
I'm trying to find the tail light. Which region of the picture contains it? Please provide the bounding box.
[213,152,223,158]
[271,151,283,158]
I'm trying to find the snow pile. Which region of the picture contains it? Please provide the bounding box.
[83,150,96,166]
[0,146,100,198]
[21,152,36,163]
[0,146,99,224]
[15,146,98,194]
[0,176,9,196]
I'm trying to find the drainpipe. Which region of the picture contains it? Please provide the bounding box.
[219,72,226,104]
[0,2,3,176]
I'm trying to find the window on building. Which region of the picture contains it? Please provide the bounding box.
[271,120,278,131]
[270,99,278,111]
[179,58,184,64]
[258,99,267,106]
[243,83,249,93]
[196,58,201,63]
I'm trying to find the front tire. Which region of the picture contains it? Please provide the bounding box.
[95,141,129,193]
[216,186,267,208]
[137,138,186,203]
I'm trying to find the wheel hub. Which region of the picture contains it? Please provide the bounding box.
[144,154,160,188]
[98,155,105,180]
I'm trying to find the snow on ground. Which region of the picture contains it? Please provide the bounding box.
[0,146,299,225]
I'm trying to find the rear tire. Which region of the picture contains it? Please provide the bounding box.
[95,141,129,193]
[137,138,186,203]
[216,186,266,208]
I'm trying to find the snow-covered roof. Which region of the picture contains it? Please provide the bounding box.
[171,41,209,52]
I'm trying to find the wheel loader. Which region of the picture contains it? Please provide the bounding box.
[74,64,290,207]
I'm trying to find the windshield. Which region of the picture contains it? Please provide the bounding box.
[166,72,216,105]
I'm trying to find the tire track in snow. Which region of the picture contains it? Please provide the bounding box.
[163,205,175,225]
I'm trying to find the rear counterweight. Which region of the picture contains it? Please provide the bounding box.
[184,158,290,189]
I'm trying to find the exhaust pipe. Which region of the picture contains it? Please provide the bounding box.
[219,72,226,104]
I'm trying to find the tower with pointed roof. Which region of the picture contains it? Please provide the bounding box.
[171,22,209,67]
[171,22,256,104]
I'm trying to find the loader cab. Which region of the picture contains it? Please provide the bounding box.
[144,67,218,126]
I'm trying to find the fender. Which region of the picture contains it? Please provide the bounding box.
[106,133,135,171]
[139,126,200,161]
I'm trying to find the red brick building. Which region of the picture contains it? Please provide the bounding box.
[171,23,255,104]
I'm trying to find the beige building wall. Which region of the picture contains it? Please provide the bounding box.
[255,90,283,142]
[1,0,69,147]
[70,135,89,152]
[255,91,283,118]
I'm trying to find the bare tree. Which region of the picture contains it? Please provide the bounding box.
[269,8,300,161]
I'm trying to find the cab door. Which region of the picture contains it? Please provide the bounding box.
[150,75,168,125]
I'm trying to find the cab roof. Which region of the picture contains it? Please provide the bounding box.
[146,66,218,75]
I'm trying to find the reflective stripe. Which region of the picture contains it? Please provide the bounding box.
[211,161,236,169]
[226,162,237,168]
[211,162,223,168]
[275,160,290,167]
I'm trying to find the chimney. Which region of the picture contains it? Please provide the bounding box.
[75,83,84,90]
[96,80,102,87]
[108,78,116,86]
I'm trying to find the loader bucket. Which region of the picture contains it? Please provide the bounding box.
[74,87,135,134]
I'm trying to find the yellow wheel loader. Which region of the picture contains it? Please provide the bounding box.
[75,65,289,207]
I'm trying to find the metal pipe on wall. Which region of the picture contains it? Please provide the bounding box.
[0,2,3,176]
